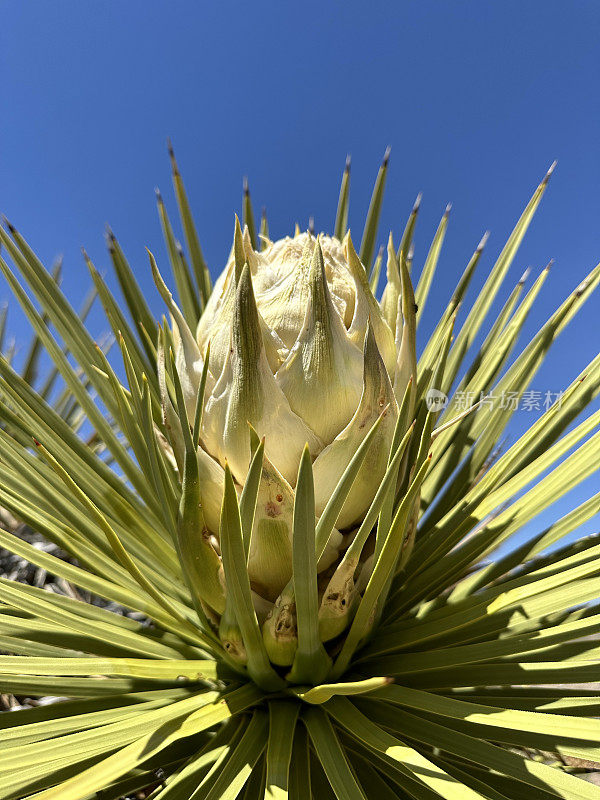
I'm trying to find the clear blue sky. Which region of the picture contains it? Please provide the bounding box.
[1,1,599,545]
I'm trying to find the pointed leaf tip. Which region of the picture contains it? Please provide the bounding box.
[519,266,532,284]
[2,215,16,233]
[166,139,181,176]
[543,160,557,184]
[233,214,246,276]
[477,230,490,251]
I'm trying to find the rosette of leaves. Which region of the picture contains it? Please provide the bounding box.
[0,148,599,800]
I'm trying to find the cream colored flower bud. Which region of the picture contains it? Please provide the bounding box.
[158,218,416,614]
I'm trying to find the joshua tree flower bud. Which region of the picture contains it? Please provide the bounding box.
[158,221,414,630]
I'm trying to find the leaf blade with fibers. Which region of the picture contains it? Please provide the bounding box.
[169,344,227,622]
[399,424,600,611]
[0,656,221,680]
[139,376,180,535]
[352,758,410,800]
[0,691,190,748]
[334,155,351,240]
[0,250,151,503]
[385,542,600,652]
[194,710,268,800]
[0,303,7,352]
[288,725,311,800]
[147,718,245,800]
[360,147,390,274]
[303,706,367,800]
[414,204,450,325]
[18,684,262,800]
[264,701,301,799]
[375,683,600,744]
[0,578,191,660]
[331,455,432,678]
[85,251,158,394]
[420,265,552,516]
[288,446,331,685]
[343,737,440,800]
[417,230,488,374]
[220,464,284,690]
[362,701,600,800]
[0,691,219,787]
[445,162,556,387]
[168,139,212,307]
[374,380,416,561]
[0,674,185,699]
[105,226,157,359]
[1,224,160,433]
[0,351,167,545]
[35,441,204,641]
[327,696,487,800]
[156,188,201,328]
[387,660,600,689]
[396,193,421,266]
[457,492,600,599]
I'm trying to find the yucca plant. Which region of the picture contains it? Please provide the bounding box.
[0,147,599,800]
